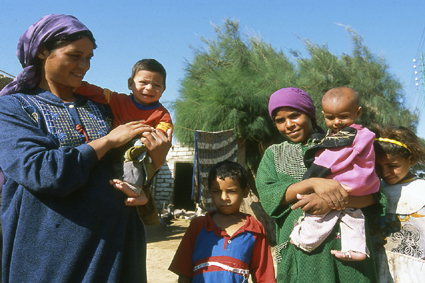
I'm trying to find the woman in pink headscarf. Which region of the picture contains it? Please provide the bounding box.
[0,14,170,282]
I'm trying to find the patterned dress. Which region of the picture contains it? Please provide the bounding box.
[372,178,425,282]
[256,141,381,282]
[0,88,147,282]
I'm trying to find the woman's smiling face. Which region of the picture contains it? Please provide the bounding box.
[274,107,315,144]
[38,36,94,97]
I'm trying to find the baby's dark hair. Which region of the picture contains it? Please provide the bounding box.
[44,30,97,51]
[207,160,248,189]
[372,125,425,165]
[129,59,166,87]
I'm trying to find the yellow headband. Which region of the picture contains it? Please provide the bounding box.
[375,137,412,153]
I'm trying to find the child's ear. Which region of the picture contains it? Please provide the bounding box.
[243,185,250,198]
[356,106,362,118]
[37,46,50,60]
[408,155,417,167]
[128,78,134,90]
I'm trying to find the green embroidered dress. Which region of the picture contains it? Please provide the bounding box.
[256,141,379,282]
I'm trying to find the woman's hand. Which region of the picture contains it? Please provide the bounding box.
[291,191,376,213]
[110,179,148,206]
[142,128,172,171]
[282,178,348,209]
[291,193,332,215]
[309,178,348,210]
[106,121,153,149]
[89,121,153,160]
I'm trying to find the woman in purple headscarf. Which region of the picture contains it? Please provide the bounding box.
[0,14,170,282]
[255,87,383,282]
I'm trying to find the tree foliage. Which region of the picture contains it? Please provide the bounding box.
[292,26,418,130]
[172,20,295,167]
[172,20,419,171]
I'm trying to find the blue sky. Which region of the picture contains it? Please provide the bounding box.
[1,0,425,139]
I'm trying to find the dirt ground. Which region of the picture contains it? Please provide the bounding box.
[145,218,190,283]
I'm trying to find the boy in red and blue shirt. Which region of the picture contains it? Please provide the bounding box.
[169,161,276,282]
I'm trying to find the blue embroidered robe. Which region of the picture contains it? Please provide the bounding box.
[0,89,146,283]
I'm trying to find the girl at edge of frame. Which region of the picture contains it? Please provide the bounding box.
[255,87,384,282]
[371,124,425,282]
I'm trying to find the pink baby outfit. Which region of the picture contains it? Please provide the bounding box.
[290,124,380,255]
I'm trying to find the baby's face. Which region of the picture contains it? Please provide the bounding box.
[322,98,361,133]
[128,70,165,105]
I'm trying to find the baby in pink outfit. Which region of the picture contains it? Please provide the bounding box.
[290,87,380,261]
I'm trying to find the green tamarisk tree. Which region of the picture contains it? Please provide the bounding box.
[172,20,419,171]
[292,26,418,131]
[172,20,295,169]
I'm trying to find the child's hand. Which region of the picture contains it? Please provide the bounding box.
[142,128,172,171]
[110,179,148,206]
[310,178,348,210]
[291,193,332,214]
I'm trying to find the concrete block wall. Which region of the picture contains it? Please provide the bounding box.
[152,143,194,210]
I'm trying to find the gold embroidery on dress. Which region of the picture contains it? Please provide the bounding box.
[398,213,425,222]
[312,129,356,146]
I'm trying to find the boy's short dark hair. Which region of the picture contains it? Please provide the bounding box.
[208,160,248,189]
[130,58,166,86]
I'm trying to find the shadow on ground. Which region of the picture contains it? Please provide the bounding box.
[146,219,190,244]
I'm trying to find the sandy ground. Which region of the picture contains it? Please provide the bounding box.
[146,218,190,283]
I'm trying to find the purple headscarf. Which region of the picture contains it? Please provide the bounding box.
[268,87,316,119]
[0,14,92,97]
